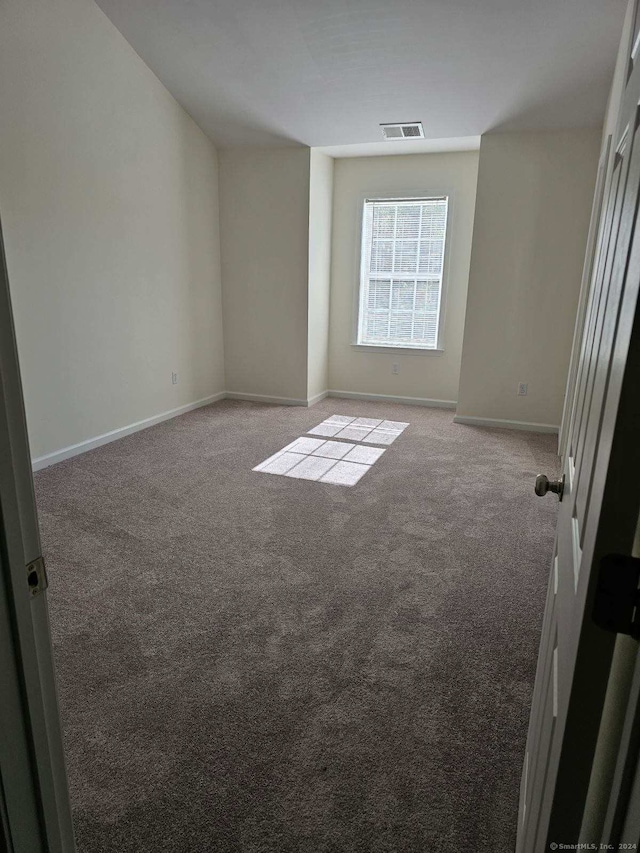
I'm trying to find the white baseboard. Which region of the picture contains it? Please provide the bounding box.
[225,391,309,406]
[328,389,457,409]
[453,415,559,434]
[31,389,559,472]
[31,392,226,471]
[307,391,329,406]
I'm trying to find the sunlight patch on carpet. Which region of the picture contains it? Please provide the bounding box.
[308,415,408,445]
[253,416,407,486]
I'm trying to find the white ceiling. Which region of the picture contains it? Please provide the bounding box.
[95,0,627,150]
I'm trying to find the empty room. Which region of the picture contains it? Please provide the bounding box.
[1,1,640,852]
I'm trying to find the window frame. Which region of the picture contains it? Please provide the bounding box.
[352,191,453,355]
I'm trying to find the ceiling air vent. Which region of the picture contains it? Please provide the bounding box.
[380,122,425,140]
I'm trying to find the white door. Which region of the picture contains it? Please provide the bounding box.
[558,135,611,462]
[517,8,640,847]
[0,215,75,852]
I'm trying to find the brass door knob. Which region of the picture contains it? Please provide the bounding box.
[535,474,565,501]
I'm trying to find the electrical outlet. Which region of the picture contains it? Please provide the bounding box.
[392,363,399,375]
[171,372,179,385]
[518,382,528,396]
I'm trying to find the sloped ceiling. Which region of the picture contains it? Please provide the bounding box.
[95,0,627,148]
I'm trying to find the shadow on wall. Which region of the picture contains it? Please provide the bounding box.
[176,116,225,402]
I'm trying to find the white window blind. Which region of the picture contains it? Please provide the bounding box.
[357,196,448,349]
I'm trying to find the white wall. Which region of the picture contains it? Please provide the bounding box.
[307,151,334,401]
[456,129,601,428]
[328,152,479,403]
[218,148,311,403]
[0,0,225,461]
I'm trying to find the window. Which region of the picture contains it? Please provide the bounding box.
[357,196,448,350]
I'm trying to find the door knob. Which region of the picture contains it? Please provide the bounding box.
[534,474,565,501]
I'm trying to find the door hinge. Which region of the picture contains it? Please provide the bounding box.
[593,554,640,639]
[26,556,48,598]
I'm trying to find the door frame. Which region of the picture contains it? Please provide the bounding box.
[0,216,75,852]
[600,642,640,841]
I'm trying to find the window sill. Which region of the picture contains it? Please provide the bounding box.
[351,344,444,356]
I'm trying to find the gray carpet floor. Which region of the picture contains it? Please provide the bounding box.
[34,399,559,852]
